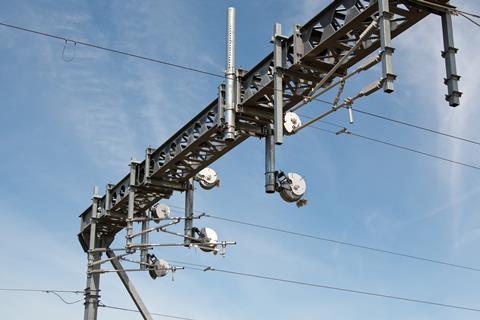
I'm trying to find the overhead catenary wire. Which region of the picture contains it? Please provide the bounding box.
[167,260,480,313]
[166,205,480,273]
[0,21,224,79]
[204,214,480,272]
[350,108,480,146]
[0,288,84,305]
[295,114,480,171]
[99,303,198,320]
[1,20,479,148]
[2,14,480,187]
[0,288,196,319]
[315,123,480,170]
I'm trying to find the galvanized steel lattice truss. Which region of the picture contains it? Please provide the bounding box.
[79,0,453,251]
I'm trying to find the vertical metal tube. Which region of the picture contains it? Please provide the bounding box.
[273,23,284,145]
[378,0,395,93]
[224,7,237,141]
[126,161,138,252]
[84,187,102,320]
[140,210,150,270]
[441,12,461,107]
[184,178,194,245]
[140,148,152,268]
[265,126,276,193]
[105,184,113,212]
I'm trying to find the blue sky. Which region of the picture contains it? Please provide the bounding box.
[1,0,480,319]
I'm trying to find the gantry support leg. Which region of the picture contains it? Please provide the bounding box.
[106,250,153,320]
[84,187,102,320]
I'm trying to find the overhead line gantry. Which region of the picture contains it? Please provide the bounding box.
[78,1,461,319]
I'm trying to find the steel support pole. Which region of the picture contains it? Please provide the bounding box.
[84,187,102,320]
[441,12,461,107]
[265,125,276,193]
[378,0,395,93]
[106,250,153,320]
[184,178,194,245]
[273,23,285,145]
[224,7,237,141]
[126,160,139,252]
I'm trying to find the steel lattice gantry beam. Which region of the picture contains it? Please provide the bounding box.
[79,0,454,251]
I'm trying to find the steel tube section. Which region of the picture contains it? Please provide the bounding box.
[265,125,276,193]
[378,0,395,93]
[184,178,194,246]
[91,252,132,267]
[441,12,461,107]
[84,187,102,320]
[140,210,150,270]
[92,267,185,274]
[296,103,346,133]
[131,220,181,239]
[273,23,284,145]
[132,214,204,222]
[224,7,237,140]
[126,161,138,252]
[106,250,153,320]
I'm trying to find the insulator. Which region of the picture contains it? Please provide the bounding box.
[152,204,170,222]
[279,172,307,203]
[196,167,219,190]
[149,259,170,280]
[198,227,218,253]
[284,112,302,134]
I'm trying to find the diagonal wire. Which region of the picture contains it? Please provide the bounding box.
[457,11,480,27]
[457,9,480,20]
